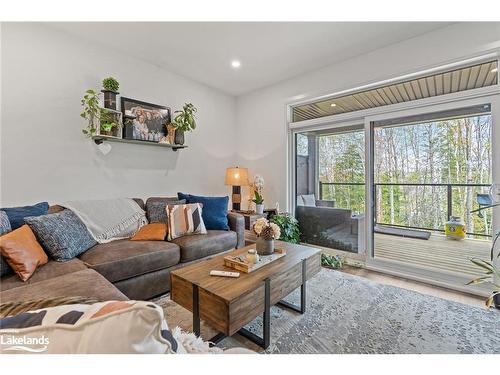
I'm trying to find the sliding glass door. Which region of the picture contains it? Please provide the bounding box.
[368,104,494,279]
[294,126,366,255]
[291,96,499,293]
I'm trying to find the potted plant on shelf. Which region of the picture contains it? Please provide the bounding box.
[253,218,281,255]
[172,102,197,145]
[98,109,121,137]
[101,77,120,110]
[80,89,100,137]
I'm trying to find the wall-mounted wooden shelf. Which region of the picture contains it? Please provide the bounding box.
[92,136,187,151]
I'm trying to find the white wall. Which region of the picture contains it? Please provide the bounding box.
[0,23,237,206]
[236,22,500,210]
[2,22,500,212]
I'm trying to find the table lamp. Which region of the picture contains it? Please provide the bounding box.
[225,167,249,211]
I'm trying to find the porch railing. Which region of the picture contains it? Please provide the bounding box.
[318,181,492,238]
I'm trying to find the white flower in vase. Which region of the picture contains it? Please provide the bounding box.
[270,222,281,240]
[254,174,264,193]
[253,218,268,236]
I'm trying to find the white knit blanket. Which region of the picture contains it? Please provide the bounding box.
[61,198,147,243]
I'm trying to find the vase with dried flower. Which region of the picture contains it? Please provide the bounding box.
[253,217,281,255]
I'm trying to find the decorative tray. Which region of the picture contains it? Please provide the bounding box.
[223,246,286,273]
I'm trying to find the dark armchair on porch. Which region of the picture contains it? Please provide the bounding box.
[296,194,365,253]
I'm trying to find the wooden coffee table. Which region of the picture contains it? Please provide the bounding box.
[170,241,321,349]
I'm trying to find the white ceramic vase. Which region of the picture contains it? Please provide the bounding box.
[255,204,264,214]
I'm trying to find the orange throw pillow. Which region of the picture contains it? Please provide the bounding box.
[0,224,48,281]
[131,223,167,241]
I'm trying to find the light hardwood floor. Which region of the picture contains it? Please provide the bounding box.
[374,233,490,277]
[340,265,486,308]
[249,234,488,308]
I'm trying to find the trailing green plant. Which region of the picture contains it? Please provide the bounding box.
[252,191,264,205]
[80,89,101,137]
[467,230,500,308]
[172,103,197,132]
[102,77,119,92]
[321,253,344,269]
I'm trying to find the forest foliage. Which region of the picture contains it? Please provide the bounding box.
[307,115,493,238]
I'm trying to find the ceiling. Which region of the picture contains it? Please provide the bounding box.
[293,60,499,122]
[48,22,453,96]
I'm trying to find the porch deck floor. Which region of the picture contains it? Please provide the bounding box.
[374,233,491,277]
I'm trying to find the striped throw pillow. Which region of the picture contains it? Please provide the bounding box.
[0,300,184,354]
[166,203,207,240]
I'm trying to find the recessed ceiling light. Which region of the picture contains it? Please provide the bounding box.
[330,103,337,107]
[231,60,241,69]
[491,67,498,73]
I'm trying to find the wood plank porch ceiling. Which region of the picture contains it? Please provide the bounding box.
[292,60,498,122]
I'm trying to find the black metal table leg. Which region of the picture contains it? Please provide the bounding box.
[193,283,227,346]
[237,277,271,349]
[276,259,307,314]
[192,283,200,337]
[208,333,227,347]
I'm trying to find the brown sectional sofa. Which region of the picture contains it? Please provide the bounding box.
[0,198,245,304]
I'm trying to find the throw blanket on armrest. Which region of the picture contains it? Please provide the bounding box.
[61,198,147,243]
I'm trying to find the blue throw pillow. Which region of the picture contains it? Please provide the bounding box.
[177,193,229,231]
[1,202,49,230]
[25,210,97,261]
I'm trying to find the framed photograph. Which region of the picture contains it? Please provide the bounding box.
[120,97,171,142]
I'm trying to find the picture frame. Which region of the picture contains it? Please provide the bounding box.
[120,97,171,142]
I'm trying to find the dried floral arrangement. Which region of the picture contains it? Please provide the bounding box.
[253,218,281,241]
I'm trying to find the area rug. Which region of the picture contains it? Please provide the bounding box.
[153,268,500,354]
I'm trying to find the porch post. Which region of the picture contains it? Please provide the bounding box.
[307,134,317,197]
[491,97,500,280]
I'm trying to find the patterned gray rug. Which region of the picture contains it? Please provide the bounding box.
[153,268,500,354]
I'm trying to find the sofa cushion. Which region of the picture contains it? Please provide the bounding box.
[78,239,180,283]
[0,255,13,278]
[178,193,229,230]
[131,223,167,241]
[1,258,88,292]
[1,201,49,230]
[0,296,100,319]
[171,230,237,263]
[145,197,186,223]
[132,198,145,210]
[114,267,172,300]
[301,194,316,207]
[166,203,207,240]
[0,225,49,281]
[0,211,13,277]
[0,211,12,235]
[25,210,97,261]
[0,269,128,304]
[0,300,183,354]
